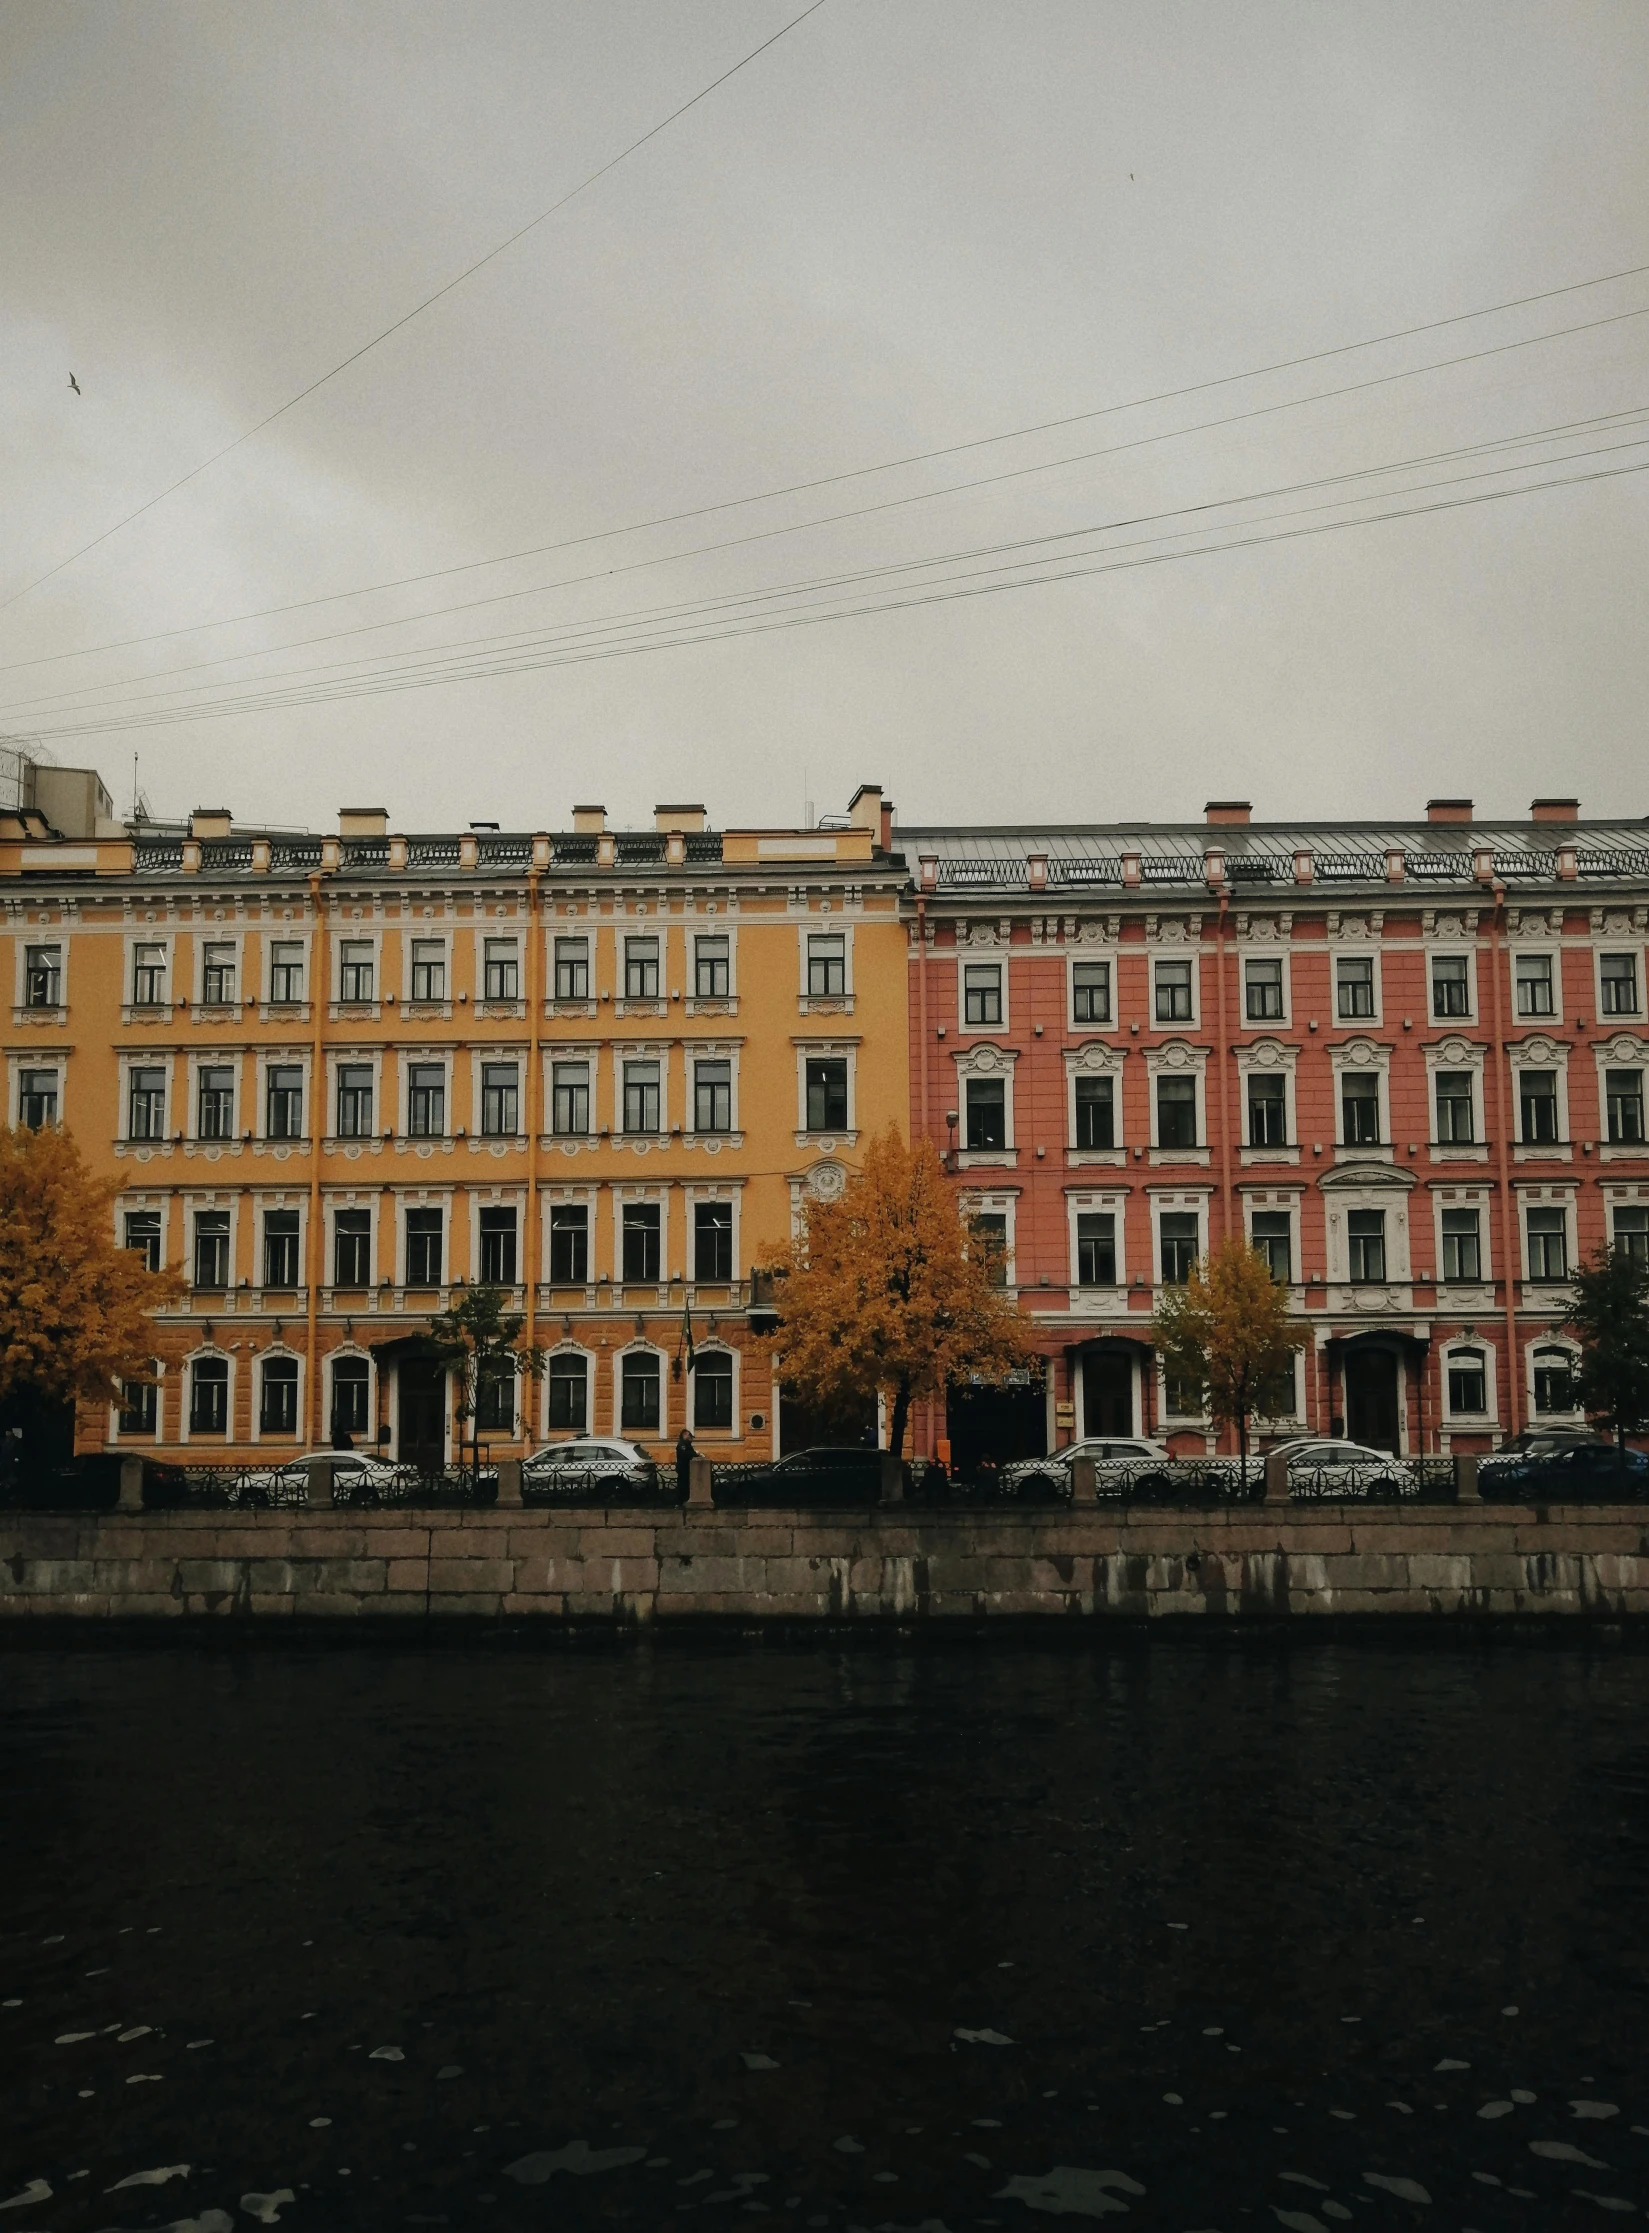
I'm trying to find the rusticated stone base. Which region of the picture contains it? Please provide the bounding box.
[3,1504,1649,1620]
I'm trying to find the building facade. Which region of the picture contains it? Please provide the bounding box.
[898,799,1649,1466]
[1,784,907,1467]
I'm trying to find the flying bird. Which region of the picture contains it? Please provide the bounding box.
[68,373,80,395]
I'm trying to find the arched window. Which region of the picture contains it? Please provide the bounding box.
[330,1354,370,1439]
[475,1362,515,1433]
[692,1347,734,1432]
[620,1349,661,1435]
[546,1350,589,1432]
[117,1364,159,1437]
[260,1353,299,1436]
[1532,1345,1576,1415]
[1446,1347,1487,1416]
[190,1354,229,1435]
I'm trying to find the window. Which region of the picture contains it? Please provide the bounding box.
[1440,1208,1481,1283]
[24,944,61,1008]
[1519,1069,1559,1144]
[339,940,374,1003]
[1601,952,1640,1016]
[551,1061,590,1136]
[483,939,519,1001]
[1347,1209,1386,1283]
[963,962,1001,1026]
[263,1210,300,1288]
[1163,1366,1203,1418]
[1247,1073,1287,1148]
[408,1063,446,1138]
[123,1210,161,1272]
[624,936,659,1000]
[694,1349,734,1429]
[695,934,729,998]
[1340,1071,1381,1146]
[405,1208,443,1286]
[18,1069,57,1128]
[1245,957,1284,1021]
[1515,952,1554,1017]
[1155,959,1193,1022]
[971,1212,1008,1286]
[131,942,166,1005]
[201,942,235,1005]
[554,936,589,1001]
[806,1058,849,1133]
[809,934,847,998]
[481,1062,519,1138]
[694,1058,732,1134]
[1431,953,1470,1018]
[1526,1206,1568,1281]
[196,1066,235,1140]
[621,1350,661,1433]
[269,941,304,1004]
[623,1060,660,1135]
[1159,1212,1199,1284]
[410,939,446,1002]
[1434,1070,1475,1144]
[694,1200,733,1281]
[1606,1068,1645,1145]
[1447,1349,1487,1414]
[549,1203,588,1283]
[547,1353,588,1431]
[190,1355,228,1435]
[1615,1206,1649,1265]
[1072,961,1110,1024]
[333,1209,372,1287]
[1532,1346,1575,1415]
[331,1354,370,1439]
[1076,1212,1116,1287]
[1336,955,1374,1019]
[964,1076,1005,1151]
[1251,1211,1292,1282]
[266,1065,303,1140]
[478,1206,517,1285]
[1156,1074,1197,1149]
[622,1202,661,1283]
[336,1064,374,1138]
[1074,1074,1114,1150]
[260,1355,299,1436]
[193,1211,230,1290]
[117,1375,157,1436]
[128,1066,167,1140]
[475,1365,514,1432]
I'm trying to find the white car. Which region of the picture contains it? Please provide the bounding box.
[1275,1438,1415,1495]
[242,1450,414,1504]
[521,1436,665,1499]
[999,1436,1175,1499]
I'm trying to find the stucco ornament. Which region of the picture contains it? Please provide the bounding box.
[807,1158,847,1202]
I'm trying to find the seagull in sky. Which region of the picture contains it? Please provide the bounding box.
[68,373,80,395]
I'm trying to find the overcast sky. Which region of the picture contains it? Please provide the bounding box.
[2,2,1646,834]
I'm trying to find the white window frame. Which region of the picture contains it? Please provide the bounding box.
[14,931,71,1014]
[1236,1038,1298,1164]
[468,1045,529,1145]
[1423,1035,1487,1161]
[179,1343,235,1445]
[1330,1038,1392,1156]
[123,930,176,1021]
[1241,1189,1302,1288]
[1149,949,1200,1030]
[689,1340,740,1437]
[613,1339,668,1440]
[115,1190,171,1273]
[1424,939,1478,1025]
[1518,1184,1577,1288]
[1143,1040,1208,1161]
[541,1042,600,1146]
[263,927,312,1009]
[475,925,525,1013]
[1509,940,1562,1026]
[687,1042,743,1141]
[326,1047,385,1147]
[546,923,596,1010]
[254,1050,311,1146]
[467,1185,527,1288]
[249,1342,306,1447]
[1528,1336,1584,1423]
[118,1052,177,1149]
[324,1191,380,1293]
[688,921,739,1011]
[952,1042,1016,1164]
[684,1182,743,1285]
[1430,1185,1494,1291]
[800,920,856,1008]
[332,926,383,1012]
[1330,941,1383,1028]
[541,1183,600,1286]
[795,1040,859,1143]
[1440,1334,1498,1428]
[185,1050,243,1146]
[324,1343,378,1444]
[613,1184,671,1284]
[1065,1187,1129,1291]
[398,1047,454,1142]
[184,1191,240,1290]
[1321,1179,1412,1286]
[613,1042,671,1139]
[195,929,246,1013]
[1149,1189,1210,1289]
[1065,948,1116,1031]
[109,1355,166,1446]
[1064,1041,1125,1164]
[1595,942,1646,1023]
[959,1186,1019,1290]
[253,1194,308,1293]
[541,1342,594,1437]
[956,951,1006,1036]
[403,928,452,1013]
[394,1187,454,1290]
[1508,1034,1571,1156]
[1594,1032,1649,1159]
[7,1051,66,1130]
[1238,946,1292,1030]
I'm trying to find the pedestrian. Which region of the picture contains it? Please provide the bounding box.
[675,1424,696,1501]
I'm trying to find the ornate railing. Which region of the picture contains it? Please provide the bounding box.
[1493,850,1557,881]
[405,836,460,868]
[131,841,185,874]
[1578,848,1649,878]
[552,834,599,864]
[476,834,532,867]
[198,840,255,873]
[1403,850,1473,880]
[936,857,1027,887]
[1138,854,1205,883]
[1287,1455,1427,1502]
[268,839,324,872]
[521,1463,678,1507]
[1048,856,1124,886]
[340,838,391,869]
[1314,852,1388,880]
[684,832,725,862]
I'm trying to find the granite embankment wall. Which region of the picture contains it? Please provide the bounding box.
[3,1504,1649,1620]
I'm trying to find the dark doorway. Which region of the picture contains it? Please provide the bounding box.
[946,1376,1045,1480]
[780,1387,878,1456]
[397,1358,448,1472]
[1344,1347,1400,1452]
[1081,1348,1135,1437]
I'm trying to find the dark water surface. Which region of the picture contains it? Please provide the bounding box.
[2,1635,1648,2231]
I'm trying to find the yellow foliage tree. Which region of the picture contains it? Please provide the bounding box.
[757,1126,1033,1456]
[0,1125,184,1440]
[1151,1235,1304,1475]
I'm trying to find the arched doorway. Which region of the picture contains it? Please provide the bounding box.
[1081,1346,1138,1437]
[1344,1346,1400,1452]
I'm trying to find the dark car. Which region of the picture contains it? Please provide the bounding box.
[1478,1440,1648,1501]
[714,1445,884,1507]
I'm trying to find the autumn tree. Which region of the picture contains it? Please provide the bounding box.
[1151,1235,1304,1479]
[756,1126,1032,1457]
[0,1124,184,1453]
[1565,1242,1649,1466]
[426,1284,544,1474]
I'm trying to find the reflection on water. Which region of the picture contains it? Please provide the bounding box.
[1,1636,1647,2228]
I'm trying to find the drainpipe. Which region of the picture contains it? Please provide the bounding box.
[916,894,932,1144]
[305,871,329,1447]
[1486,879,1521,1439]
[523,866,542,1382]
[1214,890,1234,1243]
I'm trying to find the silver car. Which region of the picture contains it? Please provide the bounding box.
[521,1436,664,1501]
[1000,1436,1176,1500]
[1276,1438,1416,1497]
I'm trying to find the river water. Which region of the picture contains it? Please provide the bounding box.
[1,1635,1647,2230]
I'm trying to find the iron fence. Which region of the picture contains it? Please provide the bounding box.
[0,1453,124,1512]
[521,1463,679,1507]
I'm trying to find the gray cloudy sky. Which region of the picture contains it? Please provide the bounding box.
[2,1,1646,833]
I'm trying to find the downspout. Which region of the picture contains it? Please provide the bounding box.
[523,866,542,1394]
[1486,879,1522,1439]
[305,871,329,1447]
[1214,890,1234,1241]
[916,893,932,1144]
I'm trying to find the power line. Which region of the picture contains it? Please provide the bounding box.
[0,0,831,619]
[6,253,1647,674]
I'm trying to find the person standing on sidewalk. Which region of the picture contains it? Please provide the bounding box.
[675,1425,696,1502]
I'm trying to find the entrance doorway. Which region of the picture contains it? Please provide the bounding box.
[397,1357,448,1472]
[1344,1347,1400,1452]
[1081,1348,1135,1437]
[946,1376,1045,1480]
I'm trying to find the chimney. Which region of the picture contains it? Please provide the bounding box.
[571,804,607,834]
[653,802,706,833]
[338,807,388,838]
[1531,797,1580,823]
[1204,800,1251,826]
[847,783,884,835]
[190,808,233,839]
[1426,799,1473,824]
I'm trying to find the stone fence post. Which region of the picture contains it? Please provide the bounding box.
[687,1455,715,1508]
[878,1452,904,1505]
[118,1455,144,1511]
[1070,1456,1097,1503]
[496,1459,522,1508]
[1453,1453,1480,1503]
[1264,1449,1290,1504]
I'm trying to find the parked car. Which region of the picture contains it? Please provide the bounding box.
[714,1445,884,1507]
[521,1436,665,1501]
[1274,1438,1416,1496]
[1492,1427,1604,1458]
[248,1450,416,1505]
[1000,1437,1175,1501]
[1478,1440,1648,1501]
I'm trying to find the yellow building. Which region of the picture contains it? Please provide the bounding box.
[0,779,908,1468]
